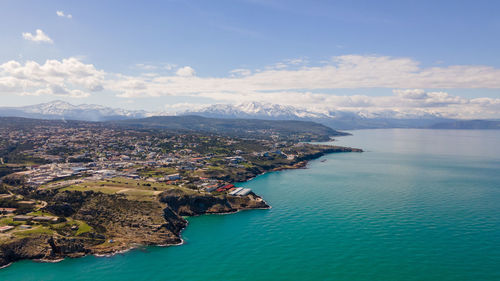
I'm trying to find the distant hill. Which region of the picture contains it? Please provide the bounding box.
[183,102,455,130]
[0,100,147,122]
[2,101,498,131]
[113,115,347,141]
[429,120,500,129]
[0,116,346,142]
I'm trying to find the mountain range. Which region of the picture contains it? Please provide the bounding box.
[183,102,456,130]
[0,100,499,130]
[0,100,147,122]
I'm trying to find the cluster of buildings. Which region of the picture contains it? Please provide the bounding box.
[0,199,60,234]
[1,122,307,196]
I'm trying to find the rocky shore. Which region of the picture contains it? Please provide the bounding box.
[0,190,269,267]
[0,145,361,268]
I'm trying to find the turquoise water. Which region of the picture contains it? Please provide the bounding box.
[1,129,500,281]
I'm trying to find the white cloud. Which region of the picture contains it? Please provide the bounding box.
[191,90,500,119]
[135,63,157,71]
[110,55,500,100]
[22,29,53,43]
[2,55,500,118]
[133,63,177,73]
[229,68,252,77]
[56,10,72,19]
[21,85,89,98]
[0,58,104,98]
[163,63,177,70]
[176,66,196,77]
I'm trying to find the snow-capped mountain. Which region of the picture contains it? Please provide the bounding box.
[183,102,452,130]
[0,100,148,121]
[187,102,331,119]
[0,100,454,129]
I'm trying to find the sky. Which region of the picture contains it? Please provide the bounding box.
[1,0,500,118]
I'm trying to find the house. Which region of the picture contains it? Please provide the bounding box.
[0,226,14,233]
[221,184,234,190]
[13,215,33,221]
[72,167,89,173]
[166,173,181,180]
[229,188,252,196]
[216,184,235,192]
[204,184,219,192]
[120,155,131,161]
[32,216,59,223]
[0,207,16,214]
[126,174,140,179]
[237,188,252,196]
[17,201,36,207]
[229,187,243,196]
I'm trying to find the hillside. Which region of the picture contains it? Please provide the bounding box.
[183,102,455,130]
[0,101,147,122]
[113,115,347,141]
[0,116,346,142]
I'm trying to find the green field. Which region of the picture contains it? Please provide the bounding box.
[59,177,195,200]
[14,225,54,237]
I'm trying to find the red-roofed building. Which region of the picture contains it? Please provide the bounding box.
[221,184,234,190]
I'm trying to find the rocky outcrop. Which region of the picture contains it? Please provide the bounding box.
[0,189,268,267]
[73,193,186,245]
[0,146,358,267]
[0,235,93,266]
[159,189,269,216]
[0,236,52,266]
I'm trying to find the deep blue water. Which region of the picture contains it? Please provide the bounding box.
[1,129,499,281]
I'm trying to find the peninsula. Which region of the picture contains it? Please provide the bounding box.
[0,116,361,267]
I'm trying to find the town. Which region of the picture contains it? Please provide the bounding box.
[0,118,360,265]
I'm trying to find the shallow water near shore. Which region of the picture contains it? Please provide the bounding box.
[1,129,499,281]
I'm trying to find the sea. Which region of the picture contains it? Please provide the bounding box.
[1,129,499,281]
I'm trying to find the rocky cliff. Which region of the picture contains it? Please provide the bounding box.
[0,189,269,267]
[160,189,269,216]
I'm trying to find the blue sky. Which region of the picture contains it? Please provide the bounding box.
[1,0,500,118]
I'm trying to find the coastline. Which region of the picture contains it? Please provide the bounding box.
[0,145,361,268]
[78,148,354,260]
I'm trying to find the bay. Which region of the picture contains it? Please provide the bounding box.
[1,129,499,281]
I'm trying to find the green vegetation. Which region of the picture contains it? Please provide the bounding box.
[0,115,359,267]
[14,226,54,237]
[61,185,120,194]
[138,167,177,178]
[0,217,22,227]
[59,177,195,200]
[27,210,53,216]
[114,115,346,141]
[75,221,93,236]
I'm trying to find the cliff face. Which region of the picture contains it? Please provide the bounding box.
[0,145,358,268]
[160,189,269,216]
[0,236,52,266]
[0,235,95,266]
[0,189,269,267]
[72,193,186,249]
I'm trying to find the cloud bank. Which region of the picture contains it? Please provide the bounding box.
[1,55,500,118]
[0,58,104,98]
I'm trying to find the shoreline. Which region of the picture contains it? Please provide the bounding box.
[64,153,334,261]
[0,146,361,269]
